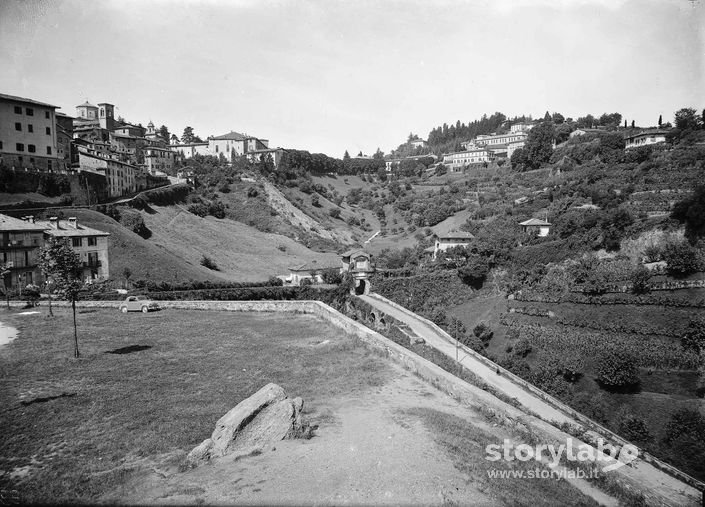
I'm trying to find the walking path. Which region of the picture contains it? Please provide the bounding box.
[0,320,18,349]
[359,294,571,424]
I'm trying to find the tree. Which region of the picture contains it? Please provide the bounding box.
[373,148,384,160]
[658,114,662,127]
[596,348,639,388]
[671,185,705,244]
[523,121,555,169]
[158,125,170,143]
[39,237,83,358]
[674,107,700,131]
[182,126,196,144]
[630,266,651,294]
[631,120,635,128]
[617,408,652,443]
[662,240,703,277]
[1,262,10,309]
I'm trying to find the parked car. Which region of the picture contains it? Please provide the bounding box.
[119,295,160,313]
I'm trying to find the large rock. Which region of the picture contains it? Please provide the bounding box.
[211,383,287,457]
[187,383,309,467]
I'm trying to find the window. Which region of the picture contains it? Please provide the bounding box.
[46,146,52,155]
[28,124,33,133]
[28,145,36,153]
[14,106,22,114]
[0,141,2,149]
[15,123,21,131]
[72,237,82,247]
[16,143,24,152]
[46,127,50,135]
[25,107,34,116]
[45,111,50,119]
[88,237,97,246]
[47,160,52,170]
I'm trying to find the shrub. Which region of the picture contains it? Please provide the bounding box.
[663,408,705,444]
[320,268,343,284]
[120,209,151,239]
[663,240,704,278]
[329,208,341,219]
[311,194,321,207]
[630,266,651,294]
[513,338,532,358]
[200,255,219,271]
[570,392,610,424]
[267,276,284,286]
[187,203,209,217]
[681,316,705,354]
[596,349,639,388]
[616,408,652,443]
[23,284,40,307]
[473,322,494,343]
[208,200,226,219]
[246,186,259,198]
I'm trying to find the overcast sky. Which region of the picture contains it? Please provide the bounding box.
[1,0,703,157]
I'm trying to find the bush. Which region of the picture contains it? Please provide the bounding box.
[329,208,341,219]
[246,186,259,198]
[473,322,493,343]
[187,203,209,217]
[513,338,532,358]
[663,241,704,278]
[570,392,609,424]
[23,284,40,307]
[320,268,343,284]
[311,194,321,207]
[630,266,651,294]
[120,209,151,239]
[596,349,639,388]
[267,276,284,286]
[681,316,705,354]
[616,408,652,443]
[200,255,219,271]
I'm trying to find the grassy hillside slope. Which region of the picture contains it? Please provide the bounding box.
[140,205,340,281]
[69,209,224,283]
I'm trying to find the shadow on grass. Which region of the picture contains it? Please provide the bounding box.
[595,380,642,394]
[21,393,77,406]
[105,345,153,355]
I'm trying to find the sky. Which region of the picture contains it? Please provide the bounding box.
[1,0,703,157]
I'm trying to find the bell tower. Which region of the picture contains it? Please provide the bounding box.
[98,103,115,130]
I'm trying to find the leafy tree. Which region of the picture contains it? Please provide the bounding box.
[182,126,197,144]
[39,237,83,358]
[457,255,489,289]
[662,240,703,277]
[373,148,384,160]
[1,262,10,309]
[23,284,40,307]
[630,266,651,294]
[671,185,705,243]
[681,316,705,354]
[674,107,700,131]
[311,194,321,207]
[513,338,532,358]
[523,121,555,169]
[596,348,639,388]
[510,147,529,170]
[158,125,170,143]
[663,408,705,444]
[598,112,622,128]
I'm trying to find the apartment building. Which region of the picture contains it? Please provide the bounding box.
[0,214,46,289]
[0,93,60,171]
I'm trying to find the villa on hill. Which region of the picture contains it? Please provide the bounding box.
[519,218,552,237]
[432,231,474,260]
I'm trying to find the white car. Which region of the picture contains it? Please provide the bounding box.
[119,295,160,313]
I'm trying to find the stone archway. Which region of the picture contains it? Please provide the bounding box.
[354,279,370,296]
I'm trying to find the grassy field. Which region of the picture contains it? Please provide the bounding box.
[0,308,392,503]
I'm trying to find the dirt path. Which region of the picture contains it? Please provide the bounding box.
[107,373,502,505]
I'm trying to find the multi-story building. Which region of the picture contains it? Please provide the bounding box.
[0,93,60,171]
[77,151,137,197]
[35,216,110,282]
[170,142,210,159]
[432,230,474,260]
[55,112,74,170]
[144,145,175,175]
[209,131,268,162]
[245,147,286,168]
[0,214,46,289]
[442,147,494,171]
[624,129,668,150]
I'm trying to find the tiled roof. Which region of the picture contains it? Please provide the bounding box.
[34,219,110,237]
[520,218,551,226]
[0,92,58,109]
[437,230,474,240]
[211,131,248,141]
[289,262,336,272]
[76,101,97,108]
[0,214,46,232]
[341,249,369,258]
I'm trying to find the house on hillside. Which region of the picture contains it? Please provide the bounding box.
[433,231,474,260]
[208,131,268,163]
[33,216,110,282]
[624,129,668,150]
[519,218,552,237]
[285,262,337,286]
[0,213,46,289]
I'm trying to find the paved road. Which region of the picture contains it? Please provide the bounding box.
[358,294,571,424]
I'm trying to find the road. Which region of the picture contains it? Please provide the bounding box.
[358,294,571,424]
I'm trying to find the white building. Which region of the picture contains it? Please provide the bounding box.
[433,231,474,260]
[624,129,668,150]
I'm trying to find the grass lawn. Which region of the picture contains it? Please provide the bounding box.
[0,307,392,503]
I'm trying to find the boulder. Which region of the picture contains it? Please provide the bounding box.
[187,383,309,467]
[211,383,287,457]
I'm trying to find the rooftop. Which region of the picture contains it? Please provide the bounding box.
[520,218,552,226]
[211,131,248,141]
[0,92,58,109]
[288,262,336,272]
[0,214,46,232]
[34,218,110,237]
[437,230,474,240]
[76,101,97,108]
